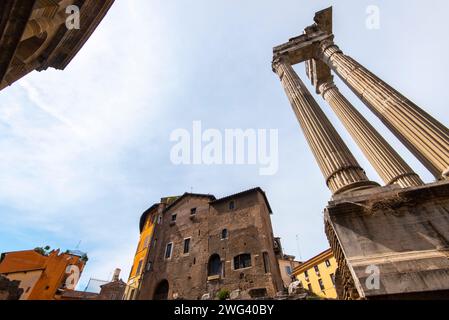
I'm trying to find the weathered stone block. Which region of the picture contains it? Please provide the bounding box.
[325,181,449,299]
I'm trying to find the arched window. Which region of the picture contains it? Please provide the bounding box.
[221,229,228,239]
[234,253,251,270]
[153,280,169,300]
[208,254,222,276]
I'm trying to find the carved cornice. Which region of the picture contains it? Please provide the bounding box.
[271,55,290,76]
[0,0,37,83]
[38,0,115,71]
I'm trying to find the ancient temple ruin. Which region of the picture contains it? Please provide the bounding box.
[273,7,449,299]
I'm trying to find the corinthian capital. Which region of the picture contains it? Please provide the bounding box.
[318,79,337,98]
[317,39,342,63]
[271,55,290,76]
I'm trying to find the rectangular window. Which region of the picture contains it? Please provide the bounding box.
[135,260,143,276]
[234,254,251,270]
[171,214,177,222]
[129,289,136,300]
[190,208,197,215]
[304,270,309,280]
[314,265,320,276]
[143,236,150,248]
[285,266,292,276]
[263,252,270,273]
[307,283,312,292]
[330,273,335,286]
[183,238,191,254]
[229,201,235,210]
[165,243,173,259]
[221,229,228,239]
[146,261,153,271]
[319,279,325,291]
[325,259,331,268]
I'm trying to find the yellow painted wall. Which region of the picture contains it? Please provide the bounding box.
[293,249,338,299]
[125,211,157,299]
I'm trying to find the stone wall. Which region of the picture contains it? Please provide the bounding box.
[325,181,449,299]
[138,190,283,300]
[97,280,126,300]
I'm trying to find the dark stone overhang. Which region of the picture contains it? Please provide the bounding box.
[37,0,115,71]
[0,0,37,83]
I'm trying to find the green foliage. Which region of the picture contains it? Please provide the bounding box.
[34,246,51,256]
[81,254,89,262]
[216,289,230,300]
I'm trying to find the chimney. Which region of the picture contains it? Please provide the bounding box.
[112,268,121,282]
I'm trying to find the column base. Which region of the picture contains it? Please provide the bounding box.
[333,180,380,196]
[325,181,449,299]
[387,172,424,188]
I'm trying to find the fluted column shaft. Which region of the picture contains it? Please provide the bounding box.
[318,40,449,179]
[319,80,424,188]
[273,59,378,194]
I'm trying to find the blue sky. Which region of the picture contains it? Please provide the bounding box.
[1,0,449,289]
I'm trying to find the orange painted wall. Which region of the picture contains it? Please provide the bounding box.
[0,249,86,300]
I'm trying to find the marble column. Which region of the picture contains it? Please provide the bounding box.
[317,39,449,180]
[319,79,424,188]
[273,57,379,194]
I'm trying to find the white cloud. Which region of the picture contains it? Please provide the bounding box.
[0,0,176,282]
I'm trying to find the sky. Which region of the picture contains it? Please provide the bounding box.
[1,0,449,290]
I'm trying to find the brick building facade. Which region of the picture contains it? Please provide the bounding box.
[137,188,284,300]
